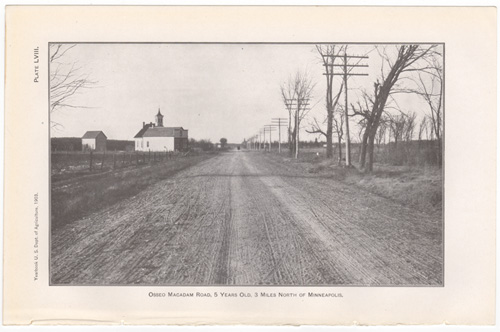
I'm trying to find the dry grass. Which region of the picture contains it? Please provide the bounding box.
[51,153,215,231]
[263,151,442,216]
[345,165,443,216]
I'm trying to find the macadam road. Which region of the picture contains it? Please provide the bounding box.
[51,151,443,286]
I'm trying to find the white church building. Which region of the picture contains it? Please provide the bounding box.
[134,109,189,152]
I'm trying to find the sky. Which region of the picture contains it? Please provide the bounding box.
[50,43,442,143]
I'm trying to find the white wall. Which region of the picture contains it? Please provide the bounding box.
[82,138,95,150]
[135,137,174,152]
[134,138,143,151]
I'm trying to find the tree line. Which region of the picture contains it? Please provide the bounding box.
[282,44,443,172]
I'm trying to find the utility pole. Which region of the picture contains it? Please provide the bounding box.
[285,98,309,159]
[262,128,266,151]
[262,128,265,151]
[324,52,368,167]
[284,99,295,156]
[296,98,309,159]
[264,125,277,152]
[248,136,254,150]
[295,103,299,159]
[272,118,288,154]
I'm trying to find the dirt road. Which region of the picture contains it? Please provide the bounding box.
[51,151,443,286]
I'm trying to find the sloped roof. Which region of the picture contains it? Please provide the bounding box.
[142,127,187,138]
[82,131,107,139]
[134,126,150,138]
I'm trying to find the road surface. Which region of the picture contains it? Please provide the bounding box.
[51,151,443,286]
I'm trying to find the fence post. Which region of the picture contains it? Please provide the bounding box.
[89,150,93,171]
[113,153,116,169]
[101,150,106,170]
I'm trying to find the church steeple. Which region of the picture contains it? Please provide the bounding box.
[155,108,164,127]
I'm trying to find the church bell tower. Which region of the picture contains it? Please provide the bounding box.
[155,108,164,127]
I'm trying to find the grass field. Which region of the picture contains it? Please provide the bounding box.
[263,149,442,217]
[51,151,216,231]
[52,150,178,180]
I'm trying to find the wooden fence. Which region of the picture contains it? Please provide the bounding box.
[51,150,180,174]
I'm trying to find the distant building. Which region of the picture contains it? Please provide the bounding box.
[134,109,189,152]
[82,131,107,152]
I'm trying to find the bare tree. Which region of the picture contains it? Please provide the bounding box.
[309,45,345,158]
[388,113,406,149]
[306,82,343,149]
[375,115,388,153]
[418,116,428,144]
[403,111,417,142]
[220,137,228,149]
[281,70,315,158]
[281,79,295,156]
[350,95,372,162]
[332,106,345,165]
[403,111,417,164]
[356,124,365,144]
[409,55,443,166]
[356,44,439,172]
[416,115,431,164]
[50,44,97,129]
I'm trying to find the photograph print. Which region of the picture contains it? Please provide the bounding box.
[50,43,444,286]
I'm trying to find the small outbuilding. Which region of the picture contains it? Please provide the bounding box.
[82,131,107,152]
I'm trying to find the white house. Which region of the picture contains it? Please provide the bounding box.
[134,109,189,152]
